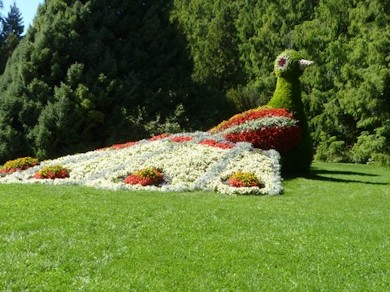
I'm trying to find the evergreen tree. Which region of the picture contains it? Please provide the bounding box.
[292,0,390,164]
[0,1,24,73]
[0,0,213,162]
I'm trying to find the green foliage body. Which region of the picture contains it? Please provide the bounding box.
[266,50,313,174]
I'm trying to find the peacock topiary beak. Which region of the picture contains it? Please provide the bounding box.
[299,59,314,70]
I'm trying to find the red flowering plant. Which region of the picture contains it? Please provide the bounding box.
[225,125,302,153]
[110,141,138,150]
[149,133,171,141]
[209,107,302,153]
[123,167,165,186]
[170,136,193,143]
[33,165,70,179]
[199,139,234,149]
[227,172,264,188]
[210,108,294,133]
[0,157,40,175]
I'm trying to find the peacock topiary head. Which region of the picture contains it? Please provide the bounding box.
[274,50,313,78]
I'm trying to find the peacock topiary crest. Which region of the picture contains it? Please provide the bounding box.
[211,49,314,175]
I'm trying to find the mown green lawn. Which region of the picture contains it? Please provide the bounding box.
[0,162,389,291]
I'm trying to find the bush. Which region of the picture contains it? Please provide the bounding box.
[314,137,349,163]
[33,165,70,179]
[123,167,165,186]
[227,172,263,188]
[0,157,40,174]
[226,85,268,112]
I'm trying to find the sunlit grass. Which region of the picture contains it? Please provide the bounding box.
[0,162,389,290]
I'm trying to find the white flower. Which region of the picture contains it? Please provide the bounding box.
[0,132,283,195]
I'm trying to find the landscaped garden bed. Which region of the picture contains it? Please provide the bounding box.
[0,132,282,195]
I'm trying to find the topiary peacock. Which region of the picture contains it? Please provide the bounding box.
[210,50,314,175]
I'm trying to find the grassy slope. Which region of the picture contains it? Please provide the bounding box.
[0,162,389,290]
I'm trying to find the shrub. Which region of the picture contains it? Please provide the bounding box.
[227,172,264,188]
[0,157,40,174]
[226,85,268,112]
[124,167,165,186]
[33,165,70,179]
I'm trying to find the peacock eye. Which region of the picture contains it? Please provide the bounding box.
[278,58,286,67]
[276,56,289,70]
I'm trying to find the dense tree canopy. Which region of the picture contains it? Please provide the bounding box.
[0,0,388,166]
[0,0,228,161]
[173,0,389,165]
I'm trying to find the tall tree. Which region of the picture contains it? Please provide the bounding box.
[293,0,390,164]
[0,2,24,72]
[0,0,216,162]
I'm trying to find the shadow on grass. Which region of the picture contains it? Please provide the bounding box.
[291,168,390,185]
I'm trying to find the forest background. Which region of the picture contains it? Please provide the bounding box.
[0,0,388,166]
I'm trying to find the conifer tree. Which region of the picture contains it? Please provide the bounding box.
[0,0,208,161]
[0,1,23,73]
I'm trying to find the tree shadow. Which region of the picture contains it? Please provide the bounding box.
[297,167,390,185]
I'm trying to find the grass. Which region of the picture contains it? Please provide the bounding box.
[0,162,389,291]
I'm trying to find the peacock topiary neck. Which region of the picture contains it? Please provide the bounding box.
[267,76,306,125]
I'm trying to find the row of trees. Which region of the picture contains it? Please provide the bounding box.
[0,0,388,166]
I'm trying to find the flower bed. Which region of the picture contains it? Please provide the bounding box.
[33,165,70,179]
[0,132,282,195]
[210,108,302,153]
[227,172,264,188]
[123,167,165,186]
[0,157,40,174]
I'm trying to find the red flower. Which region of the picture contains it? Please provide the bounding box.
[33,165,70,179]
[225,125,302,153]
[0,157,40,174]
[199,139,234,149]
[227,172,263,188]
[149,133,171,141]
[123,167,164,186]
[210,108,295,133]
[111,141,138,150]
[170,136,193,143]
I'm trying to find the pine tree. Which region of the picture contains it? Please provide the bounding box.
[0,0,206,161]
[0,2,24,73]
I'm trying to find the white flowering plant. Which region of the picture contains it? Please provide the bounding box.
[0,132,283,195]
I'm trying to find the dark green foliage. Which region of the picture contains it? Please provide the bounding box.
[0,2,24,73]
[292,0,390,166]
[0,0,389,167]
[174,0,389,167]
[226,85,268,112]
[0,0,228,162]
